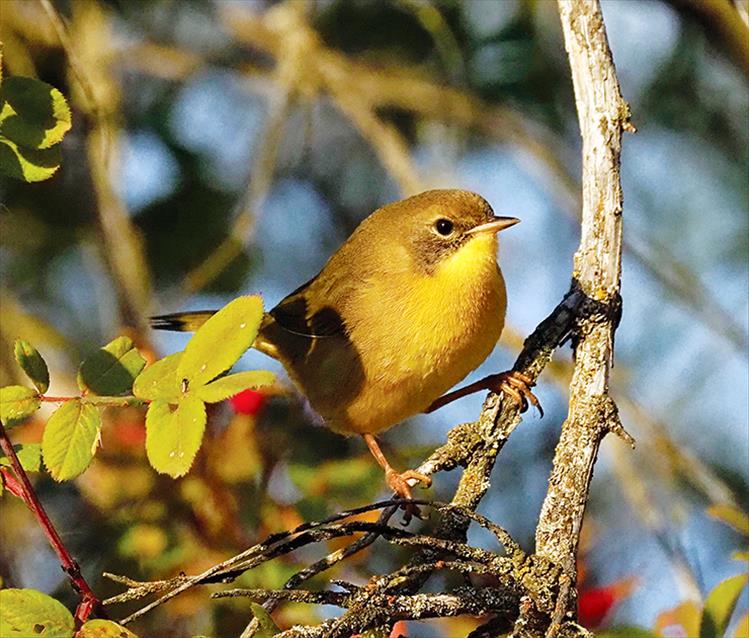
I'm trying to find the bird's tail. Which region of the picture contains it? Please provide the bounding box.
[151,309,278,359]
[150,310,216,332]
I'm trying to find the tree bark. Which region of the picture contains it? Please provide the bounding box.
[532,0,633,623]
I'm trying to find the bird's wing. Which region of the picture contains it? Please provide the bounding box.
[267,277,348,339]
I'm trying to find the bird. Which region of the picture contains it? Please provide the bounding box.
[151,189,538,503]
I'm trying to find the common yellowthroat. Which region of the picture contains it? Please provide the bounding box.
[152,190,537,500]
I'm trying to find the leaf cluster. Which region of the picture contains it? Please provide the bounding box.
[0,295,274,482]
[0,56,72,182]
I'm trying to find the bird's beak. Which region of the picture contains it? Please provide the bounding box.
[467,216,520,235]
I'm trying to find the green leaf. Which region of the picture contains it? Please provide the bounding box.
[0,135,61,182]
[14,339,50,394]
[0,76,72,149]
[249,603,280,638]
[78,336,146,395]
[0,588,74,637]
[133,352,183,402]
[145,396,206,478]
[78,619,141,637]
[707,504,749,537]
[0,385,40,427]
[196,370,274,403]
[699,573,749,638]
[177,296,263,389]
[0,443,42,472]
[42,400,101,481]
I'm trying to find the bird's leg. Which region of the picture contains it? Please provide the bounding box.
[425,370,543,417]
[362,433,431,521]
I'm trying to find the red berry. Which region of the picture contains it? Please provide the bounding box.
[578,577,636,629]
[578,586,617,627]
[230,389,266,415]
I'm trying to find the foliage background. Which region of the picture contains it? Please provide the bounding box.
[0,0,747,636]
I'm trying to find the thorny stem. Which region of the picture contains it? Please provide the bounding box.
[0,423,106,624]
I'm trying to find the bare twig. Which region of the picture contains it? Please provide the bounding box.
[239,504,399,638]
[112,499,420,623]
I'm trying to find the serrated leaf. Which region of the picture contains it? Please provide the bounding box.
[707,504,749,537]
[249,603,280,638]
[177,296,263,389]
[0,76,72,149]
[133,352,183,402]
[0,588,74,637]
[0,443,42,472]
[78,336,146,395]
[79,619,141,637]
[699,573,749,638]
[145,396,206,478]
[42,400,101,481]
[0,135,61,182]
[14,339,50,394]
[0,385,40,427]
[196,370,274,403]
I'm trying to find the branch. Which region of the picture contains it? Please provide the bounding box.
[529,0,633,628]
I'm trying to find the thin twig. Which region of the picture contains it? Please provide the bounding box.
[114,499,420,624]
[239,504,399,637]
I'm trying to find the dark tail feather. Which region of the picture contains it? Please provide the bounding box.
[150,310,217,333]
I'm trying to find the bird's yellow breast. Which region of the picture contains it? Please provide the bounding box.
[335,233,506,434]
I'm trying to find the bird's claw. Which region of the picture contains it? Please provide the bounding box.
[493,371,543,417]
[385,468,431,524]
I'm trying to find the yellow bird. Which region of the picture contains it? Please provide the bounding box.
[152,190,537,500]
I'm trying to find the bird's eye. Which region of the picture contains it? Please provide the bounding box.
[435,218,454,236]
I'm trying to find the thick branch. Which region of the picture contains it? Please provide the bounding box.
[532,0,632,621]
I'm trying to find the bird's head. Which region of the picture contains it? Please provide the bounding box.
[377,189,519,275]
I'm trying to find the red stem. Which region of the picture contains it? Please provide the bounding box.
[1,467,24,499]
[0,423,106,624]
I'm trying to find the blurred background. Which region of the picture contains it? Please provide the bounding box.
[0,0,747,636]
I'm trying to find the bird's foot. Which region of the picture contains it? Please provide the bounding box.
[385,468,431,524]
[385,468,432,500]
[425,370,543,416]
[489,370,543,417]
[362,433,432,524]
